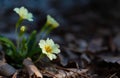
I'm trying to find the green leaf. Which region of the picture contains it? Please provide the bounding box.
[21,38,27,54]
[0,35,16,53]
[29,47,42,58]
[6,49,13,56]
[27,30,37,57]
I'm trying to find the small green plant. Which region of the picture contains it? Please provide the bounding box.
[0,6,60,68]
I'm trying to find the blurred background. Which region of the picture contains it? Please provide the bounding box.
[0,0,120,32]
[0,0,120,51]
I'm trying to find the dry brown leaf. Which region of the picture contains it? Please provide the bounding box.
[0,61,16,77]
[0,76,7,78]
[54,69,88,78]
[23,57,43,78]
[0,51,6,62]
[12,71,18,78]
[99,55,120,64]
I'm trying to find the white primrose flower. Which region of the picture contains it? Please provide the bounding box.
[46,15,59,28]
[14,6,33,21]
[39,38,60,60]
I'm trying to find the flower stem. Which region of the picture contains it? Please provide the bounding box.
[41,25,54,39]
[34,54,44,63]
[15,17,23,33]
[16,33,19,50]
[37,24,48,39]
[15,17,23,49]
[41,24,48,32]
[37,24,56,40]
[46,26,54,34]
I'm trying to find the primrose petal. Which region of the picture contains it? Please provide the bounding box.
[14,8,20,14]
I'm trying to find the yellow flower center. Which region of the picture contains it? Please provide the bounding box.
[45,45,52,53]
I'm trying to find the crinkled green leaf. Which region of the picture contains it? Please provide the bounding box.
[29,47,42,58]
[6,49,13,56]
[20,38,27,57]
[0,35,16,53]
[27,30,37,57]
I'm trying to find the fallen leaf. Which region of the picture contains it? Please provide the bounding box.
[99,55,120,64]
[54,69,88,78]
[0,61,16,77]
[23,57,43,78]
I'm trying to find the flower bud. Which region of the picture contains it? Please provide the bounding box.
[19,26,26,37]
[20,26,26,32]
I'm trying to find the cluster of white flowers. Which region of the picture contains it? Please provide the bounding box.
[14,6,60,61]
